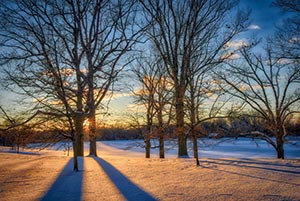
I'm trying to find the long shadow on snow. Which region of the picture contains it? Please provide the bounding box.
[201,158,300,176]
[211,158,300,169]
[40,157,84,201]
[94,157,157,201]
[204,165,300,187]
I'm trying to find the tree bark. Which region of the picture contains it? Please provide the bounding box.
[191,105,200,165]
[176,86,188,157]
[192,131,200,166]
[159,135,164,159]
[72,141,79,171]
[188,77,200,165]
[89,114,97,157]
[157,108,165,159]
[276,136,285,159]
[145,100,153,158]
[74,113,84,157]
[145,134,151,158]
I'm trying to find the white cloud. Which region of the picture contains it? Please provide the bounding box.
[225,39,248,49]
[289,37,300,43]
[220,52,241,60]
[248,24,261,30]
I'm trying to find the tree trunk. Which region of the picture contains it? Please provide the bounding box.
[159,135,164,159]
[192,130,200,166]
[276,136,285,159]
[87,69,97,156]
[176,86,188,157]
[89,115,97,156]
[157,108,164,159]
[145,134,151,158]
[74,113,84,157]
[145,105,153,158]
[189,80,199,165]
[72,141,78,171]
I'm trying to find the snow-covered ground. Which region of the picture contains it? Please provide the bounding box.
[0,138,300,201]
[100,137,300,159]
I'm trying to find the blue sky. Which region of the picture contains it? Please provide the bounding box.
[0,0,290,123]
[239,0,287,38]
[107,0,290,123]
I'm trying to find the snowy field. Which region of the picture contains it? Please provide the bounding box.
[0,138,300,201]
[100,137,300,159]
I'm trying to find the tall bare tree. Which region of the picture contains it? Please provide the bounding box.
[186,69,232,165]
[216,46,300,159]
[139,0,249,157]
[153,67,173,159]
[0,0,141,160]
[76,0,142,156]
[0,0,93,161]
[132,56,160,158]
[132,54,173,158]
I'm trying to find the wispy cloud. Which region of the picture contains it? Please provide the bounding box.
[220,53,241,60]
[289,37,300,43]
[248,24,261,30]
[100,91,133,102]
[226,39,248,49]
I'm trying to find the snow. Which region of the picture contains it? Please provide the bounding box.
[101,137,300,159]
[0,138,300,201]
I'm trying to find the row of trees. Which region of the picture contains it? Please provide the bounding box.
[0,0,299,170]
[132,0,250,166]
[131,0,300,163]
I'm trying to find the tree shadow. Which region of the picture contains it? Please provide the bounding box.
[94,157,157,201]
[204,166,300,187]
[201,158,300,175]
[213,158,300,168]
[200,158,300,187]
[40,157,84,201]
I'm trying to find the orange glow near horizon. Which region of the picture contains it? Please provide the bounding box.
[83,119,90,129]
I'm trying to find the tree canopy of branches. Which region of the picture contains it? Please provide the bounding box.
[0,0,141,169]
[272,0,300,61]
[216,45,300,159]
[132,55,173,158]
[138,0,249,157]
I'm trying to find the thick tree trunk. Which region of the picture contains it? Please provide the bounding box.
[87,70,97,156]
[276,136,285,159]
[177,126,187,157]
[145,134,151,158]
[159,135,164,159]
[89,114,97,156]
[72,141,78,171]
[74,113,84,157]
[176,86,188,157]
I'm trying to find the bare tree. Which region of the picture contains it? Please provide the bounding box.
[154,67,173,159]
[272,0,300,61]
[75,0,142,156]
[0,0,93,162]
[132,56,159,158]
[186,69,232,165]
[139,0,249,157]
[216,46,300,159]
[132,54,174,158]
[0,0,141,163]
